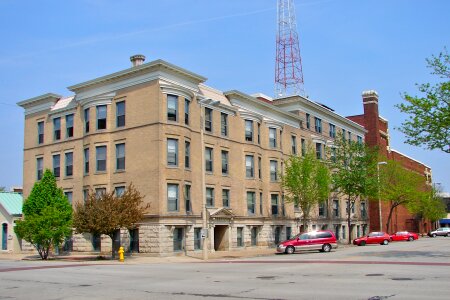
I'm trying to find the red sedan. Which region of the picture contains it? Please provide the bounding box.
[389,231,419,242]
[353,232,390,246]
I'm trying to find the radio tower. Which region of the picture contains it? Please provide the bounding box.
[275,0,305,97]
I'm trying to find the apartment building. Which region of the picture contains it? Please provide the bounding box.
[18,55,367,256]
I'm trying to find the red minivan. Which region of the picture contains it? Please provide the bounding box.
[276,230,338,254]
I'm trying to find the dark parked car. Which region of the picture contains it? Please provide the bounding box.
[277,230,338,254]
[353,232,390,246]
[389,231,419,242]
[428,227,450,237]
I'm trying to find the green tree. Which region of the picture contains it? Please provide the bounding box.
[73,184,148,258]
[281,148,331,230]
[408,185,446,224]
[396,48,450,153]
[14,170,72,260]
[379,160,428,233]
[330,135,379,244]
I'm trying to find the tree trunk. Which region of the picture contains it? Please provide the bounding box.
[386,202,398,233]
[347,197,352,244]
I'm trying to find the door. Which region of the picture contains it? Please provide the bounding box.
[2,224,7,250]
[129,228,139,253]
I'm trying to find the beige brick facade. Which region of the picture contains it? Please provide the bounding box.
[18,57,368,256]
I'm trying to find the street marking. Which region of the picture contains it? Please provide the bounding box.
[207,260,450,266]
[0,264,105,273]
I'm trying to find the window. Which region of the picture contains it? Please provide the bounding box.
[116,101,125,127]
[316,143,322,159]
[173,228,183,252]
[96,105,107,130]
[247,191,255,214]
[333,200,339,217]
[53,154,60,178]
[291,135,297,154]
[115,186,125,197]
[319,201,327,217]
[95,188,106,199]
[83,189,89,202]
[206,187,214,207]
[65,152,73,177]
[257,123,261,144]
[221,113,228,136]
[84,148,89,174]
[237,227,243,247]
[92,233,101,251]
[194,228,202,250]
[348,131,352,142]
[116,143,125,171]
[330,147,336,163]
[185,184,191,213]
[66,114,74,138]
[167,139,178,167]
[205,147,213,172]
[184,99,190,125]
[268,128,276,148]
[53,117,61,140]
[271,194,279,215]
[270,160,278,181]
[96,146,107,172]
[357,135,363,144]
[64,191,73,205]
[167,184,179,212]
[258,157,262,179]
[221,150,228,175]
[245,155,254,178]
[251,227,258,246]
[259,192,263,215]
[245,120,253,142]
[204,107,212,132]
[301,138,306,156]
[286,227,292,240]
[185,141,190,169]
[37,121,44,144]
[279,130,283,149]
[36,157,43,180]
[306,113,310,129]
[329,124,336,138]
[315,117,322,133]
[342,129,346,141]
[222,189,230,207]
[281,193,285,216]
[361,201,366,218]
[167,94,178,122]
[84,108,90,133]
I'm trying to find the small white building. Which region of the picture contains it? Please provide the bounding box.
[0,192,23,252]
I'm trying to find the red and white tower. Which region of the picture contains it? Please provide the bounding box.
[275,0,305,97]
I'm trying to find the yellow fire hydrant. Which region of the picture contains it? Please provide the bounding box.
[118,246,124,262]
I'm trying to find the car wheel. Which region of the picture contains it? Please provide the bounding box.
[382,239,389,245]
[432,233,437,238]
[408,236,414,241]
[285,246,295,254]
[360,241,366,246]
[322,244,332,253]
[447,233,450,237]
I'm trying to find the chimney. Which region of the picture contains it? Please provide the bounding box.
[362,90,380,149]
[130,54,146,67]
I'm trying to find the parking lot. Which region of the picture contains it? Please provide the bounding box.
[1,237,449,300]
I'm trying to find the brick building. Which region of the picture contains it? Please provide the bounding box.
[347,90,432,234]
[17,55,369,256]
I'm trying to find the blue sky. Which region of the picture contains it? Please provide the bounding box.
[0,0,449,192]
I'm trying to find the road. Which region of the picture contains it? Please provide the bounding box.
[1,237,449,300]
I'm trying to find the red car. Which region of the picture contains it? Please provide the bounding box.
[353,232,390,246]
[276,230,338,254]
[389,231,419,242]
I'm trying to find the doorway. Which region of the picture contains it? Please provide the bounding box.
[2,223,7,250]
[129,228,139,253]
[214,225,229,251]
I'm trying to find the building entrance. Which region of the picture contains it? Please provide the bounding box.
[2,223,7,250]
[214,225,229,251]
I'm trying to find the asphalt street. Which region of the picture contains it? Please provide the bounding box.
[1,237,449,300]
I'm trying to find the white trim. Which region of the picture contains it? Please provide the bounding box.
[79,92,116,109]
